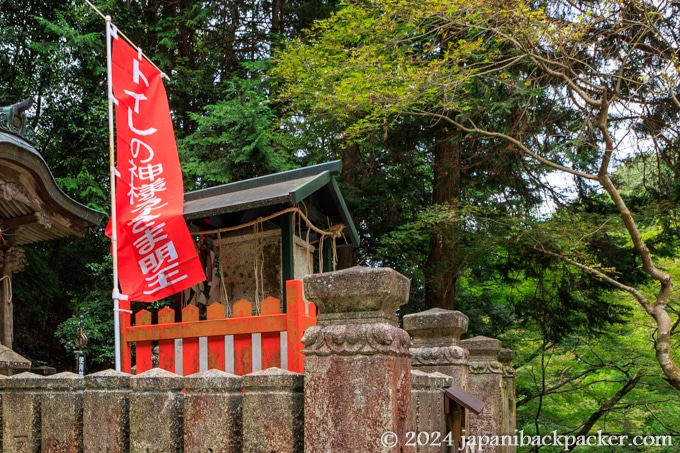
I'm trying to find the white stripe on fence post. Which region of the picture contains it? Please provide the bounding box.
[225,335,234,374]
[280,331,288,370]
[174,339,183,375]
[252,333,262,372]
[199,337,208,372]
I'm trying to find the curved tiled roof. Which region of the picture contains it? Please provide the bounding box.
[0,128,104,246]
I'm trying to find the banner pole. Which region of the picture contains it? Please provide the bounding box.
[106,16,122,372]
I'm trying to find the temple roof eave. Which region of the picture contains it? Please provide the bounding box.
[0,131,105,246]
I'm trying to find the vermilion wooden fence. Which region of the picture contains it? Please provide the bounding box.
[118,280,317,376]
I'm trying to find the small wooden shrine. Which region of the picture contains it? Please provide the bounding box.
[182,161,359,313]
[0,99,104,372]
[118,162,358,376]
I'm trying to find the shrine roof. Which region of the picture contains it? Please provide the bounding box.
[184,161,359,247]
[445,384,485,415]
[0,100,105,245]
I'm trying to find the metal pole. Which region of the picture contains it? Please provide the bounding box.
[106,17,122,372]
[75,316,88,376]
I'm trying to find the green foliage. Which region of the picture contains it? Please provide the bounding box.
[12,233,110,369]
[179,64,293,188]
[381,199,633,341]
[274,0,573,309]
[2,0,344,371]
[274,0,540,139]
[11,247,61,326]
[55,297,114,369]
[54,255,115,369]
[56,167,108,213]
[511,299,680,452]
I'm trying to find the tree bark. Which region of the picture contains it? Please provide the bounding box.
[424,130,461,310]
[271,0,282,40]
[337,142,359,269]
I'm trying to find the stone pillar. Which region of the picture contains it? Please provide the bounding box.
[460,336,505,452]
[0,246,25,349]
[1,372,44,453]
[411,370,452,453]
[404,308,469,389]
[185,369,243,453]
[129,368,184,453]
[83,369,131,453]
[41,372,84,452]
[242,367,303,453]
[302,267,413,453]
[498,348,516,451]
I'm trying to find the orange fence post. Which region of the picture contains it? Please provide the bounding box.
[135,309,153,374]
[260,296,282,370]
[182,304,200,375]
[232,300,253,375]
[157,307,176,373]
[120,283,314,376]
[207,302,226,371]
[286,280,307,373]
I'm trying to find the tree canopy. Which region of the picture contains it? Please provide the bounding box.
[2,0,680,444]
[274,0,680,389]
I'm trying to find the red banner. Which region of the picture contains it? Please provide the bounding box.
[109,35,205,302]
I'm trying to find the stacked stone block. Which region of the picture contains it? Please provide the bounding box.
[404,308,470,388]
[1,372,44,453]
[0,367,306,453]
[129,368,185,453]
[84,369,131,453]
[461,336,516,453]
[302,267,414,452]
[184,369,243,452]
[242,367,304,452]
[411,370,453,453]
[42,372,84,452]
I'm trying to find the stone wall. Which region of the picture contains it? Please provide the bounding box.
[1,367,303,453]
[0,367,457,453]
[0,267,514,453]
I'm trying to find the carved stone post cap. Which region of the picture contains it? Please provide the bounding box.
[303,267,410,317]
[184,368,242,392]
[0,371,47,389]
[85,369,132,390]
[243,367,303,392]
[461,336,502,356]
[403,308,468,339]
[131,367,184,391]
[45,371,85,390]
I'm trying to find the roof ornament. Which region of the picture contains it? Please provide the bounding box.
[0,98,36,144]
